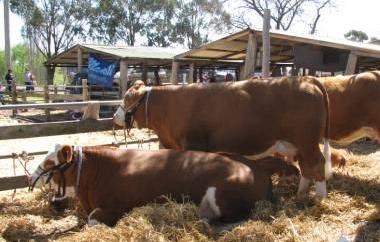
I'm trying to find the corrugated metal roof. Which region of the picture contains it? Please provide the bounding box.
[47,44,188,66]
[81,44,187,59]
[176,28,380,60]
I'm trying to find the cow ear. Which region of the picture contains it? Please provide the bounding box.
[60,145,73,163]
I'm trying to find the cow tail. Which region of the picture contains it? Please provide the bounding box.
[309,78,332,179]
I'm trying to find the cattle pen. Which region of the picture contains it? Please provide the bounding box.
[0,101,159,192]
[0,100,379,241]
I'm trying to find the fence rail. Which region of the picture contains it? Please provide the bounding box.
[0,100,120,110]
[0,137,159,191]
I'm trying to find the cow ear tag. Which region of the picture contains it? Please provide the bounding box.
[61,145,73,163]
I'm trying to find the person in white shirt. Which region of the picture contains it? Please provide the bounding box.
[24,67,34,91]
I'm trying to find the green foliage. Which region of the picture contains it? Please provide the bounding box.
[144,0,180,47]
[10,0,91,83]
[89,0,159,45]
[344,30,369,42]
[0,52,5,82]
[175,0,231,49]
[88,0,230,48]
[1,44,46,85]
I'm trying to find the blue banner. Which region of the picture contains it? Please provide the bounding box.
[88,54,117,88]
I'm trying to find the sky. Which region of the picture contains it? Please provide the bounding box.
[0,0,380,50]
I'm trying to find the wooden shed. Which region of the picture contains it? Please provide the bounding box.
[174,28,380,80]
[46,44,188,95]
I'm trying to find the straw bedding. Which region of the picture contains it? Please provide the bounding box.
[0,141,379,242]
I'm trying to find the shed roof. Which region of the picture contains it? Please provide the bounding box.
[47,44,188,67]
[175,28,380,70]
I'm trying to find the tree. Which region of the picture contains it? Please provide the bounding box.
[238,0,334,32]
[89,0,161,46]
[143,0,180,47]
[344,30,368,42]
[10,0,91,83]
[0,44,45,85]
[175,0,231,49]
[308,0,333,34]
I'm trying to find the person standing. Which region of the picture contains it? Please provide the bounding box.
[5,69,14,92]
[24,67,34,91]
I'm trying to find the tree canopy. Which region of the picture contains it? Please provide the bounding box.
[344,30,369,43]
[236,0,334,34]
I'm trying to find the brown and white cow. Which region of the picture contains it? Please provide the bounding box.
[29,144,298,226]
[320,71,380,144]
[113,76,332,200]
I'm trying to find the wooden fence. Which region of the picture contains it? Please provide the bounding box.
[0,100,159,191]
[1,79,120,107]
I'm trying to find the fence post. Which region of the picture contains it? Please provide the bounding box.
[11,82,17,117]
[82,79,89,101]
[44,84,50,121]
[21,92,27,104]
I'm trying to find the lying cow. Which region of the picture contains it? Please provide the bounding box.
[113,76,332,200]
[29,144,298,226]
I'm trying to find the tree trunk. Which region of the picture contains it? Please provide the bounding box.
[46,66,55,85]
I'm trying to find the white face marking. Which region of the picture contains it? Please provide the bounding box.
[244,140,297,161]
[323,139,332,180]
[336,127,379,144]
[297,176,311,198]
[30,146,60,187]
[199,186,221,220]
[113,106,126,127]
[315,181,327,200]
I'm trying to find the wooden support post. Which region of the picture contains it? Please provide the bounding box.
[82,79,89,101]
[170,61,179,84]
[11,81,17,117]
[262,9,271,78]
[4,0,11,70]
[82,101,100,120]
[188,63,194,84]
[77,46,83,75]
[243,31,258,79]
[119,59,129,98]
[154,67,161,85]
[142,64,148,83]
[21,92,27,103]
[199,68,203,82]
[239,65,245,80]
[345,52,358,75]
[44,83,50,121]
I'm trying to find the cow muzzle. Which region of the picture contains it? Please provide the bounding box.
[113,107,126,128]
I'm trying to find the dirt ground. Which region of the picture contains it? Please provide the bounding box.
[0,110,158,177]
[0,112,379,241]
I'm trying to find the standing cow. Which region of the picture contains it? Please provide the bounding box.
[320,71,380,144]
[113,76,332,200]
[29,144,298,226]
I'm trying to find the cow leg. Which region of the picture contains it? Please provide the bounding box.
[297,176,311,198]
[199,187,221,222]
[87,207,121,226]
[315,181,327,200]
[297,142,330,200]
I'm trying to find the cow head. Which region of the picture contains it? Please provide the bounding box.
[29,144,77,202]
[113,80,149,128]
